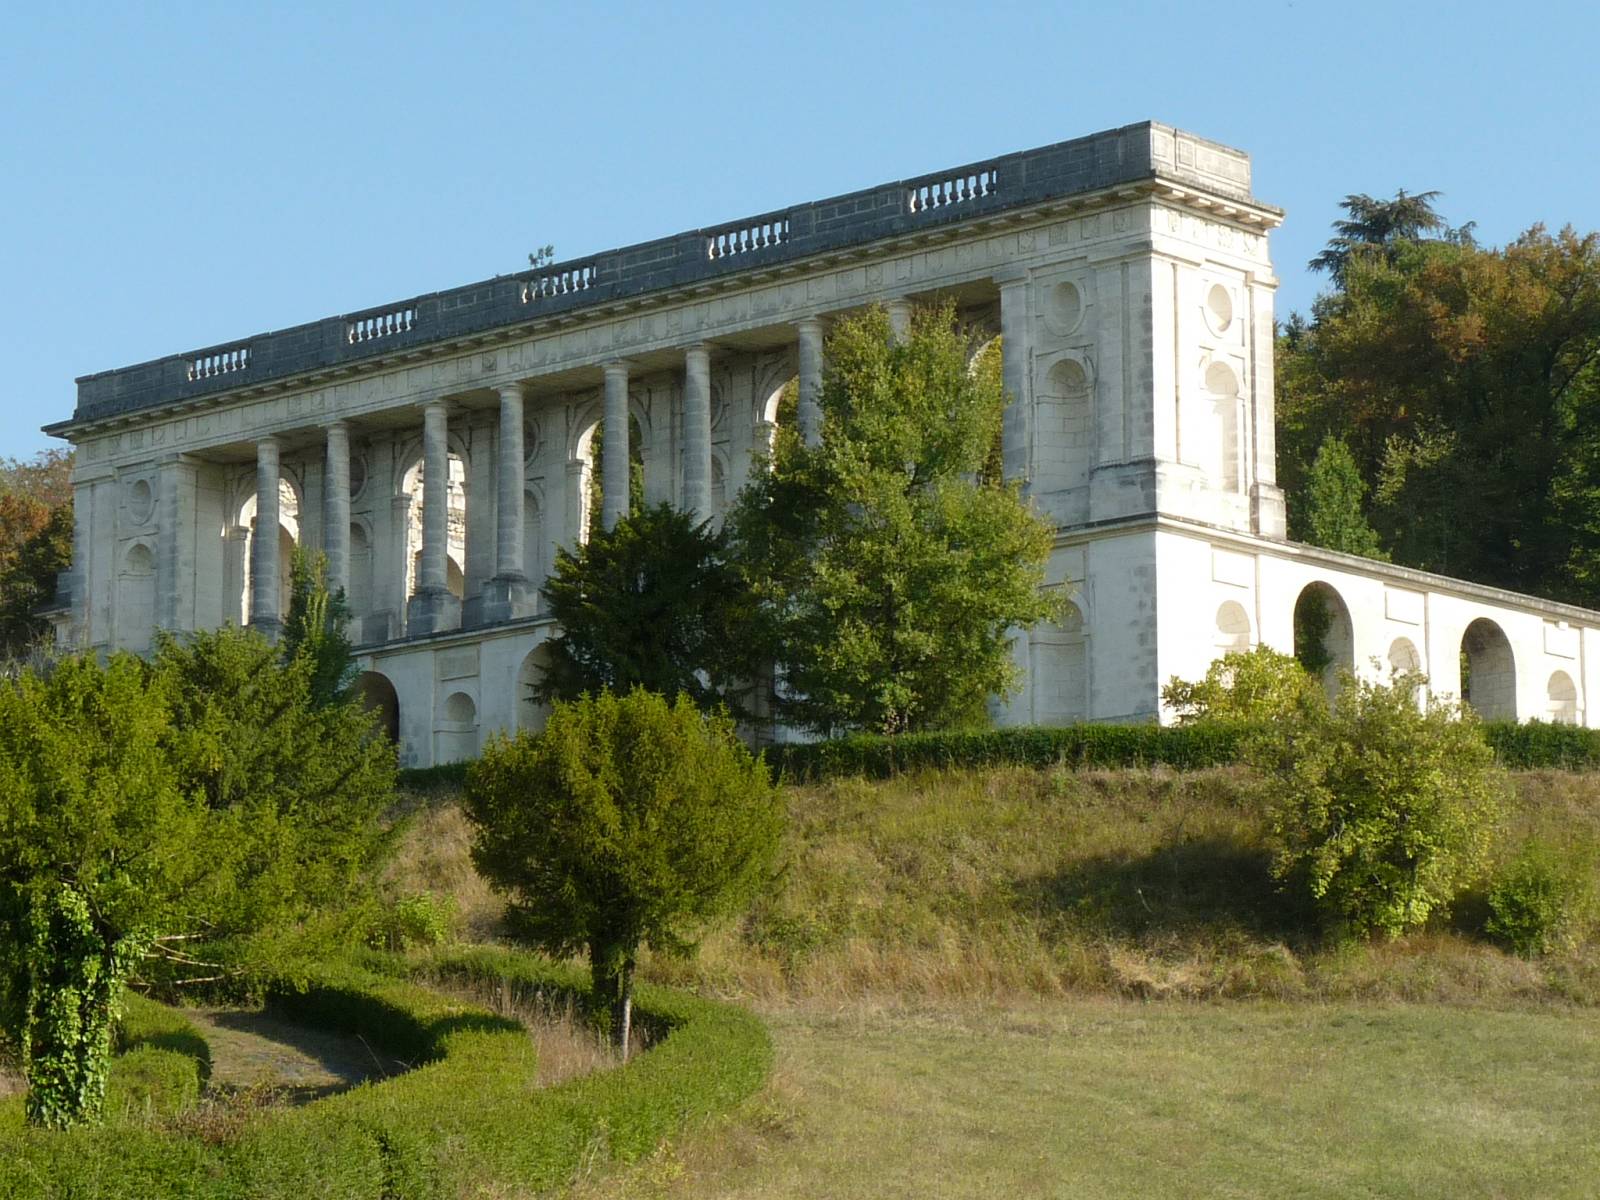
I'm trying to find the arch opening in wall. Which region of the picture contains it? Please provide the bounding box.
[355,671,400,745]
[347,522,373,635]
[575,414,644,542]
[523,489,544,602]
[1214,600,1252,654]
[1293,582,1354,697]
[436,690,479,764]
[234,476,302,626]
[1031,599,1088,726]
[1546,670,1578,725]
[517,643,556,733]
[117,542,157,654]
[400,453,468,604]
[1460,618,1517,721]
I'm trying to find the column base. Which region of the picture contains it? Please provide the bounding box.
[249,618,282,645]
[406,588,462,637]
[474,575,538,626]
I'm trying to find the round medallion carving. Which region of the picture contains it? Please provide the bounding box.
[1049,281,1084,335]
[1205,284,1234,334]
[128,478,154,525]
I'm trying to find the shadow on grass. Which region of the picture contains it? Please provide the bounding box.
[1019,835,1317,946]
[122,1027,213,1087]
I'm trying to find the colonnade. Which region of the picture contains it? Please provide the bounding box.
[242,306,902,642]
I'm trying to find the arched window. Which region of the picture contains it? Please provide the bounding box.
[234,476,302,626]
[400,454,467,604]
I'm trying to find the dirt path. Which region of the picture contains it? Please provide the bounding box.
[185,1008,406,1103]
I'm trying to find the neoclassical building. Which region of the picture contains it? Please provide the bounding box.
[44,121,1600,764]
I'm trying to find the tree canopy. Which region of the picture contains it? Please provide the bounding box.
[0,450,73,656]
[730,302,1059,735]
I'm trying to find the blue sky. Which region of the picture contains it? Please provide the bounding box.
[3,1,1595,462]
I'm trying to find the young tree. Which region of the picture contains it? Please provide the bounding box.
[1252,671,1506,939]
[463,689,783,1053]
[1294,436,1388,559]
[730,302,1060,735]
[280,546,357,708]
[0,450,74,655]
[537,504,758,714]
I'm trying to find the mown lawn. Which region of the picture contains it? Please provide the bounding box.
[574,999,1600,1200]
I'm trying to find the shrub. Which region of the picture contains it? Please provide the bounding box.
[1481,720,1600,770]
[363,892,455,953]
[1252,672,1507,938]
[1162,646,1324,725]
[1486,846,1586,956]
[464,690,784,1050]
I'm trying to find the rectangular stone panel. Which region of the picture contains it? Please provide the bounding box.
[1210,547,1252,589]
[1385,588,1424,626]
[1545,621,1580,659]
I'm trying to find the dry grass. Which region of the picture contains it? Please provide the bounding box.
[431,973,630,1085]
[384,766,1600,1009]
[383,790,505,940]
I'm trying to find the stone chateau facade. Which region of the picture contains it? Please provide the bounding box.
[43,122,1600,765]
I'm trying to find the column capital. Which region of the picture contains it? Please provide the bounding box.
[495,381,527,402]
[795,315,826,336]
[326,418,351,435]
[684,340,715,357]
[602,359,634,374]
[256,434,282,453]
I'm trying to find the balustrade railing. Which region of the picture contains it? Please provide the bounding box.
[521,261,596,302]
[706,216,789,260]
[187,345,250,381]
[347,306,416,344]
[908,167,999,213]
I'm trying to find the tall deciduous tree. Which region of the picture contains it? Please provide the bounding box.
[536,503,757,715]
[463,689,782,1053]
[730,302,1060,735]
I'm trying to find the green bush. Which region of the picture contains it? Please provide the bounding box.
[1253,672,1507,938]
[1162,647,1324,725]
[1486,846,1587,956]
[362,893,455,953]
[766,721,1252,781]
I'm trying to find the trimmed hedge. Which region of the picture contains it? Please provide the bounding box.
[0,948,771,1199]
[764,722,1253,781]
[1481,720,1600,770]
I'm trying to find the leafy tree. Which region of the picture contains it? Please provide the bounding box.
[1251,670,1506,939]
[0,450,74,655]
[154,626,397,936]
[1307,189,1450,285]
[1280,218,1600,603]
[1294,436,1388,559]
[0,655,204,1128]
[537,503,758,715]
[730,302,1059,735]
[1162,646,1324,725]
[280,546,357,708]
[463,689,782,1053]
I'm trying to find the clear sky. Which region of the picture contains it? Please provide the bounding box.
[3,0,1595,462]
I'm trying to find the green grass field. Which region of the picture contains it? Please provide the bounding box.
[572,999,1600,1200]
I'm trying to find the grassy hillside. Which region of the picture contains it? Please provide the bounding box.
[391,764,1600,1008]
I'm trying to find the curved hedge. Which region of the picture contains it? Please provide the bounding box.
[0,949,771,1199]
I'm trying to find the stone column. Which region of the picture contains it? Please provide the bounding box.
[156,455,197,633]
[998,276,1032,486]
[683,344,713,522]
[481,384,536,622]
[885,298,913,343]
[250,437,282,635]
[601,361,631,530]
[406,400,462,634]
[323,422,351,599]
[796,317,825,448]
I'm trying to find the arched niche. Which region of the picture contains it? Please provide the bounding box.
[1387,637,1422,676]
[522,488,545,599]
[1031,600,1088,725]
[517,643,556,733]
[435,690,479,764]
[347,522,373,625]
[1460,618,1517,721]
[1042,356,1093,495]
[1191,360,1242,492]
[355,671,400,745]
[1293,581,1355,696]
[1214,600,1252,654]
[117,542,157,654]
[1546,670,1578,725]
